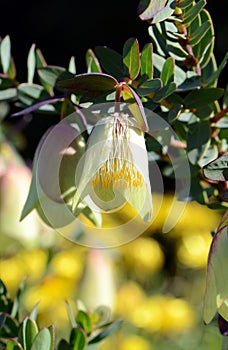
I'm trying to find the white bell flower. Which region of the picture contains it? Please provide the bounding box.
[73,112,152,222]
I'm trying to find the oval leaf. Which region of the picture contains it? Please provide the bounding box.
[70,328,86,350]
[123,38,140,80]
[56,73,118,99]
[187,120,211,165]
[140,43,153,79]
[138,0,168,20]
[30,328,51,350]
[94,46,124,80]
[184,88,224,109]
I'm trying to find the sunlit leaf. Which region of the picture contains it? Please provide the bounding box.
[183,0,206,26]
[0,35,11,74]
[86,49,102,73]
[203,154,228,181]
[70,328,86,350]
[140,43,153,79]
[69,56,77,75]
[123,38,140,80]
[30,328,51,350]
[27,44,36,84]
[76,311,92,335]
[38,66,70,88]
[0,88,17,101]
[160,57,174,86]
[121,84,148,131]
[138,0,175,22]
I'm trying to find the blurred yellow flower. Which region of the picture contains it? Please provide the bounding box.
[115,281,146,317]
[24,275,76,311]
[119,237,164,277]
[131,295,195,335]
[50,247,85,280]
[177,231,212,268]
[0,249,48,294]
[119,335,151,350]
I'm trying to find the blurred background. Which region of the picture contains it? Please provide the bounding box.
[0,1,227,349]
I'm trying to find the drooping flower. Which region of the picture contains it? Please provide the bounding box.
[73,112,152,222]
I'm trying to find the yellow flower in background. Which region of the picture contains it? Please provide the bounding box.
[119,335,151,350]
[128,295,195,335]
[177,231,212,268]
[118,237,164,277]
[115,281,146,317]
[73,113,152,222]
[0,249,48,294]
[50,247,85,280]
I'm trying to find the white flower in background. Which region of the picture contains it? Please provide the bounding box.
[73,112,152,222]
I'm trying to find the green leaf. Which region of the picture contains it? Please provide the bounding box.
[203,226,228,324]
[136,78,161,96]
[0,35,11,74]
[168,103,182,123]
[17,83,50,106]
[57,339,71,350]
[76,311,92,335]
[123,38,140,80]
[0,88,17,101]
[20,128,52,220]
[203,154,228,181]
[69,328,86,350]
[11,279,26,318]
[204,52,228,87]
[189,20,211,47]
[88,320,122,344]
[198,144,218,168]
[183,0,206,26]
[38,66,69,88]
[140,43,153,79]
[94,306,111,328]
[152,0,176,24]
[138,0,167,20]
[153,81,177,102]
[195,10,215,69]
[187,120,211,165]
[56,73,117,99]
[6,339,23,350]
[68,56,76,75]
[30,328,51,350]
[27,44,36,84]
[65,301,77,328]
[161,57,174,86]
[121,83,149,131]
[94,46,124,80]
[24,318,39,350]
[86,49,102,73]
[0,314,19,338]
[35,48,47,68]
[184,88,224,109]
